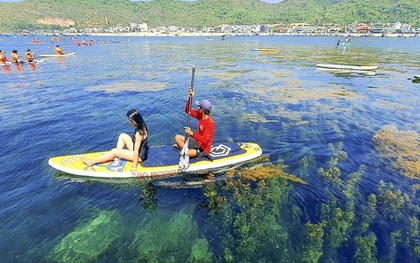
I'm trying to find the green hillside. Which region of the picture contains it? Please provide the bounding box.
[0,0,418,33]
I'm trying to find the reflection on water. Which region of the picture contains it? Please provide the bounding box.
[0,35,419,262]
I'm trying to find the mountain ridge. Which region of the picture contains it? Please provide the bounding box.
[0,0,418,32]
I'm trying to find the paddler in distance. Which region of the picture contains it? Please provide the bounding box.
[0,49,9,64]
[25,48,35,62]
[174,88,215,158]
[55,45,64,55]
[11,49,22,63]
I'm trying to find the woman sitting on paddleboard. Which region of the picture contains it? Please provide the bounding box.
[82,109,149,174]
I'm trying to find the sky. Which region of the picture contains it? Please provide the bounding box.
[0,0,283,3]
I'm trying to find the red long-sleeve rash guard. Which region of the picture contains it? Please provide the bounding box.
[185,100,215,154]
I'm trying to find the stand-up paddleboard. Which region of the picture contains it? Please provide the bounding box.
[23,59,44,64]
[317,63,378,71]
[317,67,377,76]
[49,142,262,179]
[251,48,279,53]
[39,52,76,58]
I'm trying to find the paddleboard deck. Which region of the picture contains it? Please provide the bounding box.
[251,48,279,53]
[39,52,76,58]
[49,142,262,179]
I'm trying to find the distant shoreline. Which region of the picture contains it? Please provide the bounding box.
[83,32,418,38]
[2,32,417,38]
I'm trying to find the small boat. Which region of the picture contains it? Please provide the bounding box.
[317,64,378,71]
[39,52,76,58]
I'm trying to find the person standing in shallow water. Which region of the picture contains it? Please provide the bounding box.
[82,109,149,175]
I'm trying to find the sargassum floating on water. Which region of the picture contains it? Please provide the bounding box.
[373,125,420,179]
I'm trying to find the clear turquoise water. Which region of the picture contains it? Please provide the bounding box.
[1,35,419,262]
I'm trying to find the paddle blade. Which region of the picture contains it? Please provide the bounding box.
[179,138,190,170]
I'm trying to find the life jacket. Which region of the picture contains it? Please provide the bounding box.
[25,51,34,61]
[0,52,8,62]
[11,52,19,63]
[55,47,62,55]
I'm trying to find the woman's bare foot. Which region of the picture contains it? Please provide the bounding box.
[81,156,94,166]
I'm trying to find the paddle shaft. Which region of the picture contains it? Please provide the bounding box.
[179,66,196,170]
[186,66,196,129]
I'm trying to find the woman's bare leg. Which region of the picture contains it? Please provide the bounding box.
[116,133,133,150]
[82,148,139,166]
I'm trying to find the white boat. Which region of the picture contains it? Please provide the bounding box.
[317,63,378,71]
[39,52,76,58]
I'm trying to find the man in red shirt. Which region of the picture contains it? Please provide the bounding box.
[174,88,215,158]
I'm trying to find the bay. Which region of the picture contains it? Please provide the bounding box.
[0,35,419,262]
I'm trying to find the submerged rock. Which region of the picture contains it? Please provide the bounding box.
[48,210,123,262]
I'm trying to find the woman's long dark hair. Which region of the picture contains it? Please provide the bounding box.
[127,109,148,136]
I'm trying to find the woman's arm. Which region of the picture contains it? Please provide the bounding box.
[132,132,143,168]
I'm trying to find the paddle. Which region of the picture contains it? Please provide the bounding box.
[179,66,196,171]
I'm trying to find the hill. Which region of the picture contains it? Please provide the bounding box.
[0,0,418,33]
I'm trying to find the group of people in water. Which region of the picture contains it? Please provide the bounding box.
[0,45,63,65]
[337,37,352,47]
[81,88,215,175]
[0,48,35,64]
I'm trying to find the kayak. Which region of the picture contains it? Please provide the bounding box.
[39,52,76,58]
[49,142,262,179]
[317,64,378,71]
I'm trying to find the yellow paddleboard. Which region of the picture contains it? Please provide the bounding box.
[49,142,262,179]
